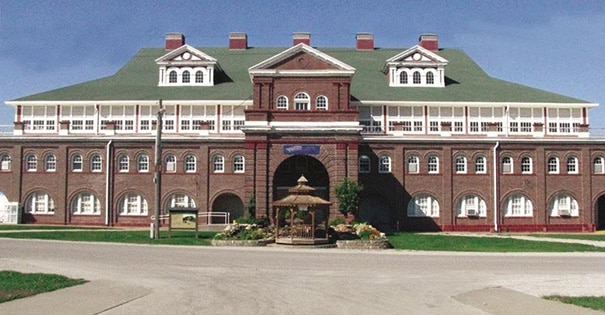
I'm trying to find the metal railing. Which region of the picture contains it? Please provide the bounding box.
[199,212,230,225]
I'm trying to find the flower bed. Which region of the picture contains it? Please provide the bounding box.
[332,223,392,249]
[212,222,274,247]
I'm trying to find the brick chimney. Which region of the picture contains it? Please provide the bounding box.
[165,33,185,50]
[419,34,438,51]
[229,32,248,50]
[356,33,374,51]
[293,32,311,46]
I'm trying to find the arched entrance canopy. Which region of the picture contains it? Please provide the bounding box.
[273,175,331,245]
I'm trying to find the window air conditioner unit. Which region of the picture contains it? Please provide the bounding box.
[467,209,478,217]
[558,209,571,217]
[166,162,176,172]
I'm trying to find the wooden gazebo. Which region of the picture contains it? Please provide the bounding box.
[273,175,332,245]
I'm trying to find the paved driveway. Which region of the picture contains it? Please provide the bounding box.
[1,239,604,314]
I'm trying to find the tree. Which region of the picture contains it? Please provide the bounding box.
[335,177,363,218]
[247,192,256,218]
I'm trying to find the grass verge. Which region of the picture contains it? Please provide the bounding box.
[0,230,215,246]
[543,295,605,312]
[527,233,605,241]
[387,233,605,252]
[0,271,87,303]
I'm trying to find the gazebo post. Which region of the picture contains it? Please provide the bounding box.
[290,208,295,242]
[311,208,316,239]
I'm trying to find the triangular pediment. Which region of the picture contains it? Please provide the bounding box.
[386,45,448,66]
[155,44,217,66]
[249,43,355,78]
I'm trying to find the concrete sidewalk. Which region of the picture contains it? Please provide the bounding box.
[0,280,151,315]
[2,281,601,315]
[454,286,603,315]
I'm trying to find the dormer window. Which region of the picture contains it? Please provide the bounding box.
[386,45,448,88]
[156,44,217,86]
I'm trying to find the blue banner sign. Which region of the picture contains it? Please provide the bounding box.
[283,144,320,155]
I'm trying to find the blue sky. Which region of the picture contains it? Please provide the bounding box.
[1,0,604,133]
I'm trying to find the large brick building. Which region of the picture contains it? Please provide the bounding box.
[1,32,604,232]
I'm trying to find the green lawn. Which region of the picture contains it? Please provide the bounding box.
[387,233,605,252]
[527,233,605,241]
[0,225,105,231]
[0,229,215,246]
[0,271,87,303]
[544,295,605,312]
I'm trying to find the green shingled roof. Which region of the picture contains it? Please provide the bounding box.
[13,47,588,104]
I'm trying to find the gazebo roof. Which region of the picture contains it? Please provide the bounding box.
[273,175,331,207]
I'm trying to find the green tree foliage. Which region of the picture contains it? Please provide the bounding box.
[335,177,363,217]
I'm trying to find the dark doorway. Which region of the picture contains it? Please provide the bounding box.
[597,195,605,230]
[273,155,329,201]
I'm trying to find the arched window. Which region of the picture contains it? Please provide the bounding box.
[0,153,11,171]
[44,154,56,172]
[549,193,579,217]
[504,194,533,217]
[276,96,288,110]
[593,156,604,174]
[475,156,486,174]
[118,155,129,172]
[407,155,419,173]
[294,93,310,110]
[501,156,513,174]
[213,155,225,173]
[359,155,370,173]
[426,72,434,84]
[169,70,177,83]
[233,155,245,173]
[457,194,487,217]
[399,72,408,84]
[71,192,101,215]
[26,154,37,172]
[379,155,391,173]
[455,156,467,174]
[119,193,148,215]
[428,155,439,174]
[316,96,328,110]
[185,155,196,172]
[182,70,190,83]
[167,193,196,209]
[195,70,204,83]
[165,154,176,173]
[412,71,421,84]
[548,156,559,174]
[137,154,149,172]
[71,154,83,172]
[566,156,578,174]
[521,156,532,174]
[91,155,102,172]
[407,194,439,217]
[25,191,55,214]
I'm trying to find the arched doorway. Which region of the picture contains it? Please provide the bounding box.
[597,195,605,230]
[273,155,329,202]
[212,193,244,224]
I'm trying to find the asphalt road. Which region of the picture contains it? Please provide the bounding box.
[1,239,604,314]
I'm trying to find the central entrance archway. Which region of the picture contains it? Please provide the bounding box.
[273,155,329,202]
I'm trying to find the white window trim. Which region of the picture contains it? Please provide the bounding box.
[185,155,196,173]
[379,155,392,173]
[359,155,371,173]
[72,192,101,215]
[548,157,560,174]
[475,156,487,174]
[233,155,245,173]
[549,194,579,217]
[428,156,439,174]
[521,156,532,174]
[407,194,440,217]
[455,156,467,174]
[457,194,487,217]
[119,194,148,216]
[504,194,533,217]
[213,155,225,173]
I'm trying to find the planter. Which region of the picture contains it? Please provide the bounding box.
[211,238,274,247]
[336,239,392,250]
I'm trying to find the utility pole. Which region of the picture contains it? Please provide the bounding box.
[153,99,165,239]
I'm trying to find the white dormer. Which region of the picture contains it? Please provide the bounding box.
[155,44,217,86]
[386,45,448,87]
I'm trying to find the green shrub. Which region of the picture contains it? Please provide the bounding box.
[329,217,346,226]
